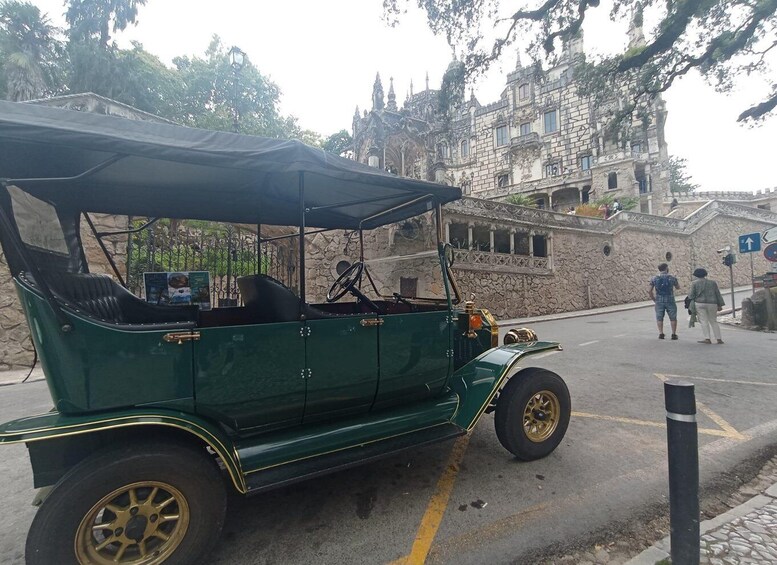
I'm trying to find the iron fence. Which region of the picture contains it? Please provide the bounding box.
[126,219,297,306]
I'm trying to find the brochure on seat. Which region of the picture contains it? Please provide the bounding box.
[143,271,211,309]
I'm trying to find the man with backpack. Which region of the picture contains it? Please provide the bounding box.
[649,263,680,340]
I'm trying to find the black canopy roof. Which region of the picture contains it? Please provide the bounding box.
[0,101,460,229]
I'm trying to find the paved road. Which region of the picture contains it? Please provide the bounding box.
[1,292,775,564]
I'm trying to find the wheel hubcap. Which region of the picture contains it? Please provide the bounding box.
[523,390,560,443]
[75,481,190,564]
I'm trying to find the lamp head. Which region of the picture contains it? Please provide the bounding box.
[229,46,246,70]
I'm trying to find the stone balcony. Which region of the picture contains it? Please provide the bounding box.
[510,132,540,149]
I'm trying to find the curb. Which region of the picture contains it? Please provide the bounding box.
[625,487,777,564]
[0,368,44,387]
[499,285,751,327]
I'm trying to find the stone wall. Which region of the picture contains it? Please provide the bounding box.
[446,198,777,320]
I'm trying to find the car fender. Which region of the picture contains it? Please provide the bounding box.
[0,408,246,493]
[449,341,562,431]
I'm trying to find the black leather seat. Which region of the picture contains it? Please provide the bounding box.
[237,274,336,322]
[24,271,197,329]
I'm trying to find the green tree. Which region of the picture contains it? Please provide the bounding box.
[322,129,353,156]
[386,0,777,123]
[0,1,63,101]
[668,156,699,194]
[173,36,298,138]
[66,0,147,48]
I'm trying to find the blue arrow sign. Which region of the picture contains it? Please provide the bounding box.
[739,233,761,254]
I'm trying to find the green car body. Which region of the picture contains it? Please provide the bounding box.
[0,100,569,564]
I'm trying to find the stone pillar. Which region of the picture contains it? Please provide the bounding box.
[547,233,554,270]
[468,223,474,250]
[509,229,515,254]
[529,230,535,256]
[444,221,451,244]
[489,225,495,253]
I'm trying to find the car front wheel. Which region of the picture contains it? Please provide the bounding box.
[25,440,227,565]
[494,368,571,461]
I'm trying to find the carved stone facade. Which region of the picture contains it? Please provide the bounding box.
[353,23,669,215]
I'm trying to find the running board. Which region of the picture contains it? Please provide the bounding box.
[243,422,465,495]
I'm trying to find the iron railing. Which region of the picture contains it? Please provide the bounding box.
[126,219,297,306]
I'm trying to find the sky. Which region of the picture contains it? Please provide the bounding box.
[29,0,777,193]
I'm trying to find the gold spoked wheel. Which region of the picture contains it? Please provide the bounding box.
[75,481,190,565]
[523,390,561,443]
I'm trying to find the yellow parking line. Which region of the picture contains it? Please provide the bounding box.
[662,374,776,387]
[389,435,470,565]
[697,402,749,440]
[571,411,741,439]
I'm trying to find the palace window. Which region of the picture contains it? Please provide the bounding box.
[518,84,529,100]
[495,125,509,147]
[514,232,530,255]
[545,161,561,178]
[631,142,642,156]
[437,142,449,159]
[519,122,531,136]
[543,110,558,133]
[449,222,469,249]
[608,172,618,189]
[494,230,511,254]
[497,173,510,188]
[580,155,592,171]
[460,139,470,159]
[533,234,548,257]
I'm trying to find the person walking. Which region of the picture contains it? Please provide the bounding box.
[649,263,680,340]
[687,267,725,344]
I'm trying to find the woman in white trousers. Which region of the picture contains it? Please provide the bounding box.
[688,268,725,344]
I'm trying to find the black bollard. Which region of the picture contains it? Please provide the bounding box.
[664,380,700,565]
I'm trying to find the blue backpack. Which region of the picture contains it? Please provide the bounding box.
[655,275,674,296]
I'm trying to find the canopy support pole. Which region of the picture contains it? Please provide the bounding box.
[298,172,306,318]
[83,213,127,288]
[2,154,125,186]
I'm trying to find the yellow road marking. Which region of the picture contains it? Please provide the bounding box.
[697,402,749,440]
[661,374,776,387]
[389,435,470,565]
[571,411,739,438]
[654,373,748,439]
[390,372,749,564]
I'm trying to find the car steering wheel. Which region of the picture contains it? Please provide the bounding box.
[327,262,364,302]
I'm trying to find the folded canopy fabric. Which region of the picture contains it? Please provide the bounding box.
[0,100,461,229]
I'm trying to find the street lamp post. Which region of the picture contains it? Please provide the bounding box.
[228,46,246,133]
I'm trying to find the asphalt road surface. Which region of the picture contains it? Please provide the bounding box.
[1,292,775,564]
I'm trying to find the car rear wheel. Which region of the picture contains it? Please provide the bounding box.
[26,440,227,565]
[494,369,570,461]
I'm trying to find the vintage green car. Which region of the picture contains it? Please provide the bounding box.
[0,101,570,565]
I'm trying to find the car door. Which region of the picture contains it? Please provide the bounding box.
[303,314,380,422]
[194,321,306,432]
[374,310,452,410]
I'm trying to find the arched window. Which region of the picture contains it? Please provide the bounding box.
[460,139,470,159]
[518,84,529,100]
[608,172,618,189]
[437,142,449,159]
